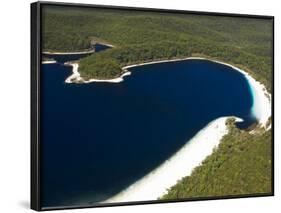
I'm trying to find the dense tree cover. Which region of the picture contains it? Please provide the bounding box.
[161,119,272,199]
[79,56,121,79]
[80,40,271,89]
[43,32,91,52]
[42,6,273,198]
[42,5,273,91]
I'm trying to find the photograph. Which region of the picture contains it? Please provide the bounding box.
[31,2,273,210]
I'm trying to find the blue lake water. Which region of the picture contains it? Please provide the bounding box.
[40,56,257,208]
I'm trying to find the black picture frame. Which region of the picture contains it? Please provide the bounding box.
[31,1,274,211]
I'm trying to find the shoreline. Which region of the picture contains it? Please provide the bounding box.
[42,42,114,55]
[207,58,271,130]
[64,62,131,84]
[104,116,241,203]
[64,57,271,128]
[100,57,270,203]
[94,42,115,48]
[64,62,83,83]
[42,60,57,64]
[122,56,271,128]
[61,57,271,203]
[43,48,95,55]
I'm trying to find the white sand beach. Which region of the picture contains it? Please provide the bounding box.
[123,57,271,128]
[42,60,57,64]
[43,43,114,55]
[64,62,83,83]
[83,71,131,83]
[64,62,131,84]
[65,57,271,127]
[105,116,236,203]
[100,57,271,203]
[209,59,271,129]
[43,49,95,55]
[63,57,271,203]
[95,42,115,48]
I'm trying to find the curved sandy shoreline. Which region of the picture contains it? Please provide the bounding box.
[65,57,271,128]
[104,116,239,203]
[64,62,131,83]
[207,59,271,130]
[43,49,96,55]
[62,57,271,203]
[42,42,114,55]
[125,57,271,129]
[100,57,270,203]
[95,42,115,48]
[42,60,57,64]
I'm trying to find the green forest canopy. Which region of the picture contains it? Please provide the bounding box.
[42,5,273,91]
[160,119,272,199]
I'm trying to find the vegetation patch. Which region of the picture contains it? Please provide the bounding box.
[42,6,273,91]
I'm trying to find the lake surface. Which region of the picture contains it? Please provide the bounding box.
[40,55,257,208]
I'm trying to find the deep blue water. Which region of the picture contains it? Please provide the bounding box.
[40,58,257,208]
